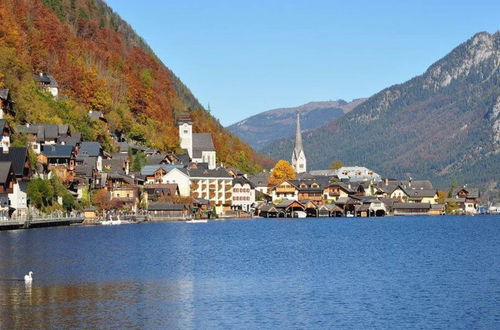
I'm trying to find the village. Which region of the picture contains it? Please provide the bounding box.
[0,74,488,229]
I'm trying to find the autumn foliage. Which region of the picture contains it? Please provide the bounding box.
[0,0,268,173]
[268,160,296,186]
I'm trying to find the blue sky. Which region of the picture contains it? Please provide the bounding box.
[106,0,499,126]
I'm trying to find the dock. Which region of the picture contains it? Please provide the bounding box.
[0,215,84,231]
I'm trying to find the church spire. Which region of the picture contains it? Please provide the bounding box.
[291,110,307,173]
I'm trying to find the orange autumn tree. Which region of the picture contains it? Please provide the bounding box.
[268,160,296,187]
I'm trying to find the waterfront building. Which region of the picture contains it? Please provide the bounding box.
[232,175,255,212]
[291,111,307,174]
[188,167,233,214]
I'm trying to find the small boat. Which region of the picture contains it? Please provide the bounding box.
[186,219,208,223]
[346,212,355,218]
[293,211,307,218]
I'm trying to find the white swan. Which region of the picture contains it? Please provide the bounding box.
[24,271,33,283]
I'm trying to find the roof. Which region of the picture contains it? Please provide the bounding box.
[248,172,270,186]
[0,119,6,132]
[188,167,232,178]
[145,154,167,165]
[16,124,60,141]
[42,145,73,158]
[0,161,12,183]
[233,175,255,188]
[192,133,215,158]
[59,132,81,146]
[259,204,278,212]
[404,189,437,198]
[452,187,479,199]
[33,73,58,87]
[0,147,28,177]
[148,202,186,211]
[0,89,9,100]
[141,164,184,176]
[393,203,431,210]
[79,142,101,157]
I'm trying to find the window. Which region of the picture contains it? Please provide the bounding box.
[183,130,188,134]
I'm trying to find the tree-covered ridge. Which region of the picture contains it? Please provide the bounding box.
[262,32,500,196]
[0,0,265,173]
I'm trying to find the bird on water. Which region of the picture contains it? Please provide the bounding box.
[24,271,33,283]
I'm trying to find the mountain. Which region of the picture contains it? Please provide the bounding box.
[262,31,500,196]
[227,99,366,150]
[0,0,264,173]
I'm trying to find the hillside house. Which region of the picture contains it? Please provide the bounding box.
[0,89,14,119]
[452,187,479,214]
[33,73,59,98]
[38,144,75,181]
[16,124,71,154]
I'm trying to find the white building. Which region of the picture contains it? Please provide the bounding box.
[178,115,217,169]
[188,167,233,215]
[162,168,191,197]
[291,111,307,174]
[232,176,255,212]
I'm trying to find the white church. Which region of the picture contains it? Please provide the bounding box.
[178,114,217,169]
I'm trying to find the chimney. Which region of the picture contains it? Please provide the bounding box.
[384,178,389,186]
[39,72,43,77]
[26,123,30,128]
[408,177,412,188]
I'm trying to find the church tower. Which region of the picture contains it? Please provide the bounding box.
[291,110,307,173]
[178,114,193,158]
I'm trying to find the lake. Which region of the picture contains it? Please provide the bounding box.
[0,215,499,329]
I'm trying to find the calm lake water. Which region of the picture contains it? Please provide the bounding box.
[0,215,499,329]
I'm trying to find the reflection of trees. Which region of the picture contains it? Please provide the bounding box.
[0,280,194,329]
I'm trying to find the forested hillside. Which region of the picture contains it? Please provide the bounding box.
[263,32,500,196]
[0,0,266,173]
[227,99,366,150]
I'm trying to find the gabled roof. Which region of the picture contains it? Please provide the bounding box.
[33,73,58,87]
[248,172,270,186]
[0,147,28,177]
[192,133,215,158]
[59,132,81,146]
[0,161,13,184]
[233,175,255,188]
[79,142,101,157]
[141,164,184,176]
[42,144,73,158]
[452,187,479,199]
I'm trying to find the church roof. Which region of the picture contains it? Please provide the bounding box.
[192,133,215,157]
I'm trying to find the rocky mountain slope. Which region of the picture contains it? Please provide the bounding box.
[0,0,265,173]
[262,31,500,196]
[227,99,366,150]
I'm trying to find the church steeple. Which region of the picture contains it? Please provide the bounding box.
[291,110,307,173]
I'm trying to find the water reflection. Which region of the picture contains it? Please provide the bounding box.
[0,279,197,329]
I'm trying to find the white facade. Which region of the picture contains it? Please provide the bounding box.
[179,122,193,158]
[9,182,27,216]
[190,176,232,207]
[192,150,216,170]
[162,168,191,197]
[232,182,255,212]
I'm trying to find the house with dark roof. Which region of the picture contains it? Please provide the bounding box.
[0,147,31,180]
[178,114,217,169]
[147,202,190,219]
[78,142,103,172]
[270,180,299,202]
[38,144,75,182]
[16,123,71,154]
[0,88,14,119]
[33,73,58,98]
[144,184,180,201]
[232,175,255,212]
[451,187,479,214]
